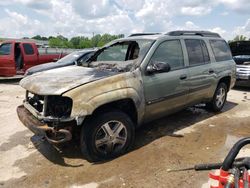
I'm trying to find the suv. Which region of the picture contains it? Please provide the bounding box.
[229,41,250,86]
[17,31,236,161]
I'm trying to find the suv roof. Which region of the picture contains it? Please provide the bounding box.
[126,30,221,40]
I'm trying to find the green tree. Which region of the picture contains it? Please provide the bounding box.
[79,38,92,48]
[232,35,248,42]
[49,35,70,48]
[70,37,81,48]
[32,35,48,41]
[91,34,102,47]
[47,33,124,48]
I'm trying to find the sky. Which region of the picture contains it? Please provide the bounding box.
[1,0,250,40]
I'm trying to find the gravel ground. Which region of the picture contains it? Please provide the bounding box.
[0,82,250,188]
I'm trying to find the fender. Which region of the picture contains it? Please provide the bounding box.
[65,87,145,125]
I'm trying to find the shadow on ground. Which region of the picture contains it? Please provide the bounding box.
[31,101,238,166]
[31,135,84,167]
[0,79,20,85]
[134,101,237,149]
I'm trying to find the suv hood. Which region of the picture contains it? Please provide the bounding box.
[20,66,118,95]
[25,62,72,76]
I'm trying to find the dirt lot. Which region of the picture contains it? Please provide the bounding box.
[0,81,250,188]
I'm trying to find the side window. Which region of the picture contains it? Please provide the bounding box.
[0,43,12,55]
[23,43,34,55]
[185,39,207,66]
[150,40,184,70]
[210,40,232,62]
[97,44,129,61]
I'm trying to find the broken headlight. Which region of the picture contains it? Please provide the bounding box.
[46,96,73,118]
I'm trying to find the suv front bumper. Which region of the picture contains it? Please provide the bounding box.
[17,105,72,144]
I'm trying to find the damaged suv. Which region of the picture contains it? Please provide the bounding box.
[17,31,236,161]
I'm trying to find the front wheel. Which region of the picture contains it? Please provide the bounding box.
[206,82,228,112]
[80,111,135,161]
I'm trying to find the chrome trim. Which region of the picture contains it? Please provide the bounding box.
[236,65,250,80]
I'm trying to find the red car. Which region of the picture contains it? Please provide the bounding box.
[0,41,67,77]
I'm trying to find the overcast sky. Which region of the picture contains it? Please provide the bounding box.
[0,0,250,40]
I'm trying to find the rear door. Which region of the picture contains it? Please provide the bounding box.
[0,42,15,76]
[184,39,214,104]
[20,43,38,71]
[143,39,189,122]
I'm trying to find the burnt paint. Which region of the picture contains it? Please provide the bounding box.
[20,66,119,95]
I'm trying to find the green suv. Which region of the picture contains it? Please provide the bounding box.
[17,31,236,161]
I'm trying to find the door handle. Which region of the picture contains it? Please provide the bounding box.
[180,74,187,80]
[209,69,214,74]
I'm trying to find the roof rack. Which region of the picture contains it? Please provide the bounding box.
[128,33,161,37]
[166,30,221,38]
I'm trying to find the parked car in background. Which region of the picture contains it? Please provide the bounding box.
[17,31,236,161]
[0,41,67,77]
[25,49,96,76]
[229,41,250,86]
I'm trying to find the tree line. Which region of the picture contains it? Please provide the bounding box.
[228,35,249,43]
[19,34,250,49]
[31,34,125,49]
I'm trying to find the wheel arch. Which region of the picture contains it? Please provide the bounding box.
[75,88,144,126]
[90,98,138,124]
[218,76,231,92]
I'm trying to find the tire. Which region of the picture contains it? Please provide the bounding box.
[80,111,135,161]
[206,82,228,112]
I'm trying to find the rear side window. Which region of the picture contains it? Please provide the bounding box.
[151,40,184,70]
[185,39,210,66]
[210,40,232,62]
[0,43,12,55]
[23,43,34,55]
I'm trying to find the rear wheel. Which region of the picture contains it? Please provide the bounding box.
[206,82,227,112]
[80,111,135,161]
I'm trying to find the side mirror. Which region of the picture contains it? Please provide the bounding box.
[146,61,171,74]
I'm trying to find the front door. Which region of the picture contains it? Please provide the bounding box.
[142,39,189,122]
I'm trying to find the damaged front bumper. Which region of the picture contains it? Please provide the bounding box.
[17,105,72,144]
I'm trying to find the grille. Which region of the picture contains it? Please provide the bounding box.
[26,92,73,118]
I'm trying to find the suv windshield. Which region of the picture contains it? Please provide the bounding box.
[57,51,85,64]
[87,39,154,72]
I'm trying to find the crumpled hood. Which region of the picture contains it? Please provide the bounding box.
[20,66,118,95]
